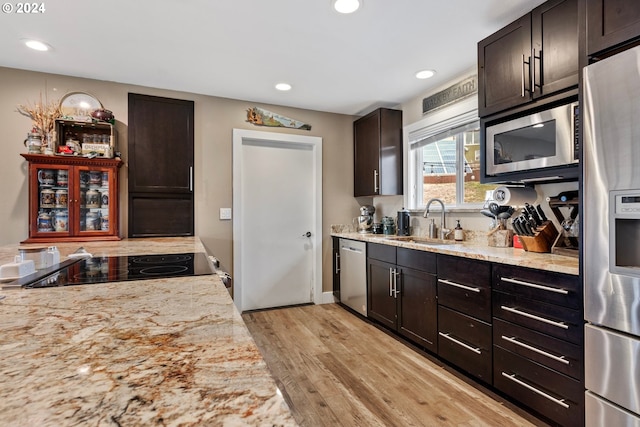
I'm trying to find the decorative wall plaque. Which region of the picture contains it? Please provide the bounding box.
[246,107,311,130]
[422,75,477,115]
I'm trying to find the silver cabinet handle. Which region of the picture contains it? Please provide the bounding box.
[531,49,536,94]
[501,335,569,365]
[501,372,569,409]
[438,278,480,293]
[189,166,193,192]
[500,305,569,330]
[392,269,400,298]
[334,253,340,274]
[389,268,393,297]
[438,332,481,355]
[373,169,379,193]
[501,277,569,295]
[521,54,527,97]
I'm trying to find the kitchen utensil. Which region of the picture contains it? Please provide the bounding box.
[355,215,373,233]
[536,204,548,222]
[397,208,410,236]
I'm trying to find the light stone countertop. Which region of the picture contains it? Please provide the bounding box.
[332,232,579,276]
[0,237,296,426]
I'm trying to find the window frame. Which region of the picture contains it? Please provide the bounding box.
[403,95,484,210]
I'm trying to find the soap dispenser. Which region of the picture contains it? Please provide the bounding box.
[454,220,464,241]
[428,219,437,239]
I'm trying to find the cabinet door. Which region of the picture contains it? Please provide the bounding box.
[531,0,578,98]
[76,166,115,236]
[398,266,437,352]
[128,93,194,237]
[367,258,397,329]
[478,14,532,117]
[587,0,640,56]
[353,108,402,197]
[30,164,72,238]
[354,111,381,196]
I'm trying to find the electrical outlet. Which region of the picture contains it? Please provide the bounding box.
[220,208,232,220]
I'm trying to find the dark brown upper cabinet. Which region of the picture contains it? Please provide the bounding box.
[478,0,578,117]
[353,108,402,197]
[128,93,194,238]
[587,0,640,57]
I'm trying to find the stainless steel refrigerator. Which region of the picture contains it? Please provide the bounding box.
[584,44,640,426]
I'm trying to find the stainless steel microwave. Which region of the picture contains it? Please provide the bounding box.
[485,102,578,176]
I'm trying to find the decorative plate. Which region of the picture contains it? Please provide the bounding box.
[60,92,103,122]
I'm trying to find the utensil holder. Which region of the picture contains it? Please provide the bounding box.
[518,221,559,253]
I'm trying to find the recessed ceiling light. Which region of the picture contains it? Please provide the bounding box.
[23,39,51,51]
[275,83,292,91]
[415,69,436,79]
[333,0,361,14]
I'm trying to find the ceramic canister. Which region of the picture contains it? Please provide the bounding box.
[86,189,100,208]
[55,189,68,208]
[37,169,55,185]
[37,211,53,231]
[85,212,100,230]
[56,169,68,187]
[53,210,68,232]
[89,170,102,187]
[101,191,109,208]
[101,215,109,231]
[40,188,55,208]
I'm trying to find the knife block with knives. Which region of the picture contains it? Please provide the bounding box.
[511,203,559,253]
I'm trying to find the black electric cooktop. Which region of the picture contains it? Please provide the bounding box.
[22,252,214,289]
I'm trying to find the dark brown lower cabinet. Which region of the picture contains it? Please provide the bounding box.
[367,244,437,353]
[438,305,492,382]
[493,264,583,426]
[494,347,583,427]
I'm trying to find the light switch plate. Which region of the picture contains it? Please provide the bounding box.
[220,208,232,220]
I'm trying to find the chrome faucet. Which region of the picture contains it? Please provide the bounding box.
[423,198,451,239]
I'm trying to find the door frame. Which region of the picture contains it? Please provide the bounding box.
[232,129,323,312]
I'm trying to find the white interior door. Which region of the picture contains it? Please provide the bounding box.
[233,129,322,312]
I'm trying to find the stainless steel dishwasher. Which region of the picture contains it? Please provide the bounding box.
[339,239,367,317]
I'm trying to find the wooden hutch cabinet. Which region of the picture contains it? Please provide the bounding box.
[21,154,123,243]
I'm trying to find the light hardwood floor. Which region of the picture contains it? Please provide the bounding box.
[243,303,550,427]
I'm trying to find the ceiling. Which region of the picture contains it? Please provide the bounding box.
[0,0,546,116]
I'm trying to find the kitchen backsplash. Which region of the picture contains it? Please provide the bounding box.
[342,180,579,245]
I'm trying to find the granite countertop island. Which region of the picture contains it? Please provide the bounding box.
[332,231,579,276]
[0,237,296,426]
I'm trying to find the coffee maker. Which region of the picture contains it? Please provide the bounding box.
[356,205,375,233]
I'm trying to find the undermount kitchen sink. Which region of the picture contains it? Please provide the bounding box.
[382,236,458,245]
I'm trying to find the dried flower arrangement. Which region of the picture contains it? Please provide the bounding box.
[16,92,62,137]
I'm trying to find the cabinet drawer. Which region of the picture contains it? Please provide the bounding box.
[437,255,491,286]
[493,264,580,309]
[437,276,491,323]
[397,247,436,273]
[493,291,583,345]
[438,306,492,383]
[494,318,582,380]
[494,346,584,427]
[368,243,396,264]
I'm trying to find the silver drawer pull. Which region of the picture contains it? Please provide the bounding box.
[501,277,569,295]
[501,372,570,409]
[438,332,482,355]
[500,305,569,330]
[438,278,480,293]
[501,335,570,365]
